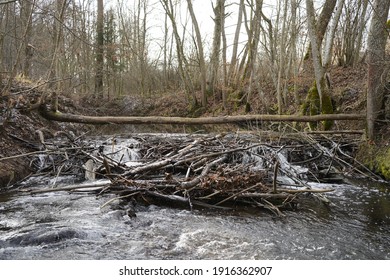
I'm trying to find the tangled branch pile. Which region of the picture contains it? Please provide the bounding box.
[12,131,379,215]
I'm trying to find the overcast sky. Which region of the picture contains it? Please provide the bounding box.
[102,0,325,61]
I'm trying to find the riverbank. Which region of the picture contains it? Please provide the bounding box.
[0,112,83,187]
[0,81,85,187]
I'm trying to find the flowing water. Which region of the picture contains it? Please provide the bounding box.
[0,135,389,260]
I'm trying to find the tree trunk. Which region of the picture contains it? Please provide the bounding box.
[228,0,244,87]
[163,12,169,91]
[160,0,196,105]
[1,1,34,97]
[306,0,325,108]
[136,0,148,96]
[21,0,33,78]
[94,0,104,99]
[305,0,337,59]
[221,9,228,110]
[290,0,299,105]
[323,0,345,68]
[48,0,67,88]
[302,0,337,84]
[316,0,337,45]
[186,0,207,107]
[208,0,225,95]
[39,105,365,125]
[353,0,368,65]
[276,0,289,114]
[245,0,262,111]
[366,0,390,139]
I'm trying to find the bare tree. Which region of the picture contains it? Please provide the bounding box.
[135,0,149,96]
[290,0,300,105]
[48,0,68,111]
[304,0,337,61]
[353,0,369,65]
[366,0,390,139]
[0,3,7,85]
[335,0,369,66]
[300,0,337,117]
[257,0,300,112]
[323,0,345,68]
[227,0,244,87]
[1,0,35,97]
[0,2,13,91]
[77,0,95,96]
[220,2,228,110]
[47,0,67,89]
[186,0,207,106]
[94,0,104,98]
[21,0,33,78]
[303,0,336,130]
[306,0,325,105]
[208,0,225,96]
[160,0,196,106]
[104,8,118,99]
[243,0,262,112]
[276,0,289,114]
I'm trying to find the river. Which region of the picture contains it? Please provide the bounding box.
[0,177,389,259]
[0,133,389,259]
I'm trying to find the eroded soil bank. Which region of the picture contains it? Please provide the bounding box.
[0,108,83,187]
[0,82,85,187]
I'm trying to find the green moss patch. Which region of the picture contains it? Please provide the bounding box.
[357,143,390,180]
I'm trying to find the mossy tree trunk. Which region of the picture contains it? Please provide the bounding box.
[305,0,325,109]
[303,0,336,130]
[301,0,336,108]
[301,80,334,130]
[366,0,390,139]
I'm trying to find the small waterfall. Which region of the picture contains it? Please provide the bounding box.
[242,146,309,185]
[242,149,265,170]
[98,138,140,164]
[31,154,54,171]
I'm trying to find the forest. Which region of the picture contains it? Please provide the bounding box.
[1,2,390,261]
[0,1,388,125]
[0,0,390,185]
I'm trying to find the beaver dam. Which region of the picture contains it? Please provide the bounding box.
[4,131,382,217]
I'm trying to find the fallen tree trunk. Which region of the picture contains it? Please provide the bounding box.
[39,105,365,125]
